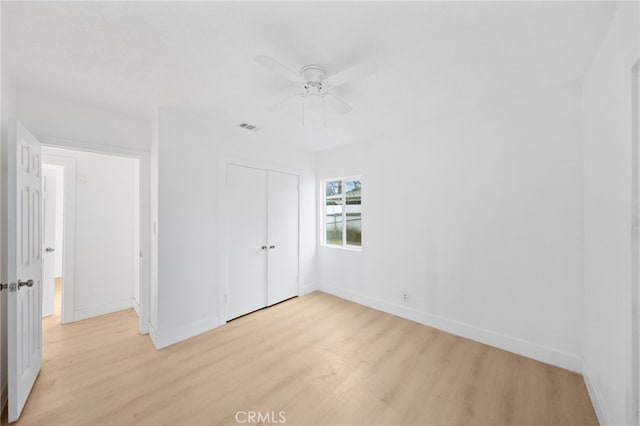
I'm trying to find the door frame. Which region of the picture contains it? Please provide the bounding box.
[631,59,640,426]
[39,136,151,335]
[218,158,301,324]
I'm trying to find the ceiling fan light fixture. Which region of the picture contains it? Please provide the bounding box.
[302,95,327,128]
[304,92,325,112]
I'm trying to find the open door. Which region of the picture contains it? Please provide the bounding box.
[7,119,43,422]
[41,166,58,318]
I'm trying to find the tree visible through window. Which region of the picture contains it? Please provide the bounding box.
[324,177,362,247]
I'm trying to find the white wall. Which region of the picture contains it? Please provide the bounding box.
[42,147,139,321]
[150,107,316,348]
[316,86,584,372]
[582,2,640,425]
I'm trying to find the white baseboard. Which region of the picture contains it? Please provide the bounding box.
[132,299,140,318]
[73,298,134,322]
[148,322,159,348]
[583,362,610,426]
[322,285,582,373]
[149,315,220,350]
[299,283,318,296]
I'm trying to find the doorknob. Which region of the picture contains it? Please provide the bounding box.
[18,279,34,289]
[45,247,55,253]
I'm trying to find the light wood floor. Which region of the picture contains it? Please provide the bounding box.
[4,291,597,425]
[53,277,62,318]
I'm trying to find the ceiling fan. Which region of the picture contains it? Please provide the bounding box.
[255,55,377,121]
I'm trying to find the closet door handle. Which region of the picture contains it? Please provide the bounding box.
[261,245,268,250]
[269,245,275,249]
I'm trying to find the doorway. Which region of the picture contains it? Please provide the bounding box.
[41,147,142,326]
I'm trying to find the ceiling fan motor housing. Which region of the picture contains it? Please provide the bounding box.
[301,64,327,96]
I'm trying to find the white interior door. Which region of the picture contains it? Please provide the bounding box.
[8,120,43,422]
[42,166,57,318]
[267,171,299,305]
[225,165,268,320]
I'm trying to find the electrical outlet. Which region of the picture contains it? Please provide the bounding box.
[402,293,408,302]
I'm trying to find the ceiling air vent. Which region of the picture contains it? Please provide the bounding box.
[239,122,259,132]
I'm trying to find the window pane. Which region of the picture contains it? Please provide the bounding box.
[345,180,361,246]
[344,180,361,204]
[326,213,343,245]
[325,180,343,245]
[325,180,342,204]
[346,213,361,246]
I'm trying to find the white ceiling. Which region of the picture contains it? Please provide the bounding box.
[2,1,618,151]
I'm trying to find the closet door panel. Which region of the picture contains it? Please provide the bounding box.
[267,171,299,305]
[225,165,268,320]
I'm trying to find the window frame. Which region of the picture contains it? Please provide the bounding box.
[321,175,362,250]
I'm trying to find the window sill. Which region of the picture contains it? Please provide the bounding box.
[320,244,362,252]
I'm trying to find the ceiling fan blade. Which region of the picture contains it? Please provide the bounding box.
[324,61,378,88]
[324,93,352,114]
[255,56,301,83]
[268,93,303,112]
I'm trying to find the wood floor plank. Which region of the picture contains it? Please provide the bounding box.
[3,291,597,425]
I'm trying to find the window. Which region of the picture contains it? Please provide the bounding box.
[323,177,362,248]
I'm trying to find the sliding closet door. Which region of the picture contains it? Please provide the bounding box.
[225,165,268,320]
[267,171,299,305]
